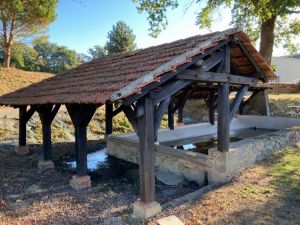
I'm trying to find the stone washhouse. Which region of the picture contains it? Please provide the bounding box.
[0,28,288,219]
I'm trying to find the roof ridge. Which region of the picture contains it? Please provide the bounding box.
[110,28,241,101]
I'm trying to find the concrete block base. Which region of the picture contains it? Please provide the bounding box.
[70,175,91,190]
[38,160,54,171]
[14,146,29,155]
[133,200,161,219]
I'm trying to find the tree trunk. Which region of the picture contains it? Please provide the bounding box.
[259,16,276,65]
[3,42,12,68]
[248,16,276,114]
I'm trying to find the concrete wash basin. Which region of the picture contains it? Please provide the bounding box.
[107,115,300,186]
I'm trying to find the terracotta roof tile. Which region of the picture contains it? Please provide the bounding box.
[0,28,276,106]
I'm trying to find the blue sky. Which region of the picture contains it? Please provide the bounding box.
[48,0,292,56]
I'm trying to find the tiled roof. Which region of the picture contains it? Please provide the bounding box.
[0,28,277,106]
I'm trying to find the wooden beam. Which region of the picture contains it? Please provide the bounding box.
[124,39,231,106]
[151,80,191,105]
[201,51,224,71]
[236,40,266,81]
[218,82,230,152]
[229,85,249,121]
[66,104,98,177]
[154,97,171,139]
[105,102,113,135]
[123,105,138,134]
[208,91,216,125]
[168,101,175,130]
[177,71,258,85]
[18,106,35,147]
[36,104,60,161]
[138,96,155,203]
[217,44,230,152]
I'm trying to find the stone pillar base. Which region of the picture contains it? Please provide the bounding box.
[38,160,54,171]
[70,175,91,190]
[15,146,29,155]
[133,200,161,219]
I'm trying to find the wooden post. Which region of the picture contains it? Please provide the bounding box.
[16,106,35,154]
[138,96,155,203]
[217,44,230,152]
[217,82,230,152]
[168,102,174,130]
[66,104,98,190]
[105,102,113,136]
[19,106,27,147]
[208,91,216,125]
[177,104,184,125]
[36,105,60,170]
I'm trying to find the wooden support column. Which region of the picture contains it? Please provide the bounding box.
[66,104,98,190]
[133,96,161,219]
[36,104,60,170]
[208,91,216,125]
[217,44,230,152]
[138,97,155,203]
[15,106,35,154]
[168,102,175,130]
[105,101,113,136]
[218,82,230,152]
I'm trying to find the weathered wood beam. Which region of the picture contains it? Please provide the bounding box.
[235,40,266,81]
[151,80,191,105]
[218,82,230,152]
[208,91,216,125]
[112,104,124,117]
[229,85,249,121]
[168,101,175,130]
[18,106,35,147]
[124,39,231,106]
[36,104,60,161]
[242,90,260,107]
[200,51,224,71]
[66,104,98,177]
[105,102,113,135]
[137,96,156,203]
[217,44,230,152]
[154,97,171,139]
[177,71,258,85]
[123,105,138,134]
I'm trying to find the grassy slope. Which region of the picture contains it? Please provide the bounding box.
[0,68,52,96]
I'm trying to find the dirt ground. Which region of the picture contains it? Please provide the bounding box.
[0,143,299,225]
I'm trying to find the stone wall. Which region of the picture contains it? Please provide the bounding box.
[108,118,300,185]
[208,126,300,183]
[107,137,208,185]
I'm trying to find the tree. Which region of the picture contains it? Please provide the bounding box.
[88,45,107,59]
[105,20,137,54]
[34,41,79,74]
[133,0,300,65]
[0,0,58,68]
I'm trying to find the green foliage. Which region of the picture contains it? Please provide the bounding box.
[11,42,38,71]
[34,41,79,73]
[88,45,107,59]
[133,0,179,38]
[0,0,58,67]
[133,0,300,55]
[105,20,137,54]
